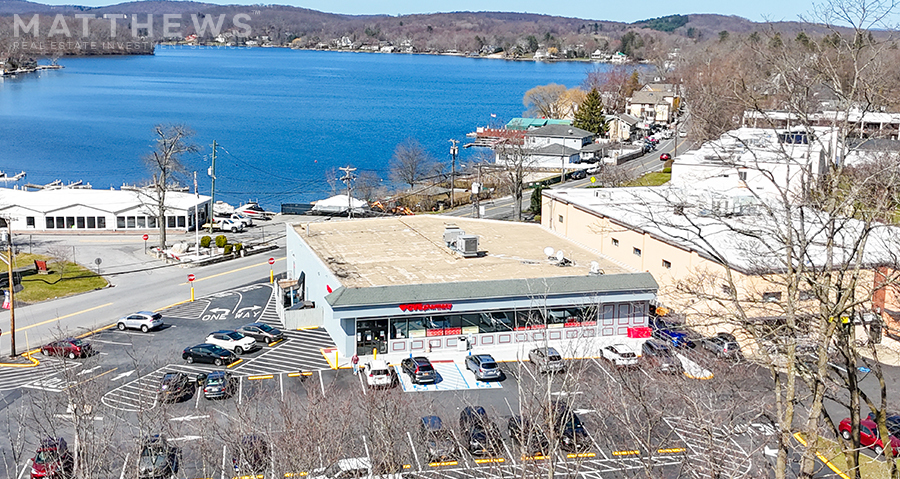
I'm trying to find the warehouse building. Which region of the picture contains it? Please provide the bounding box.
[280,215,658,358]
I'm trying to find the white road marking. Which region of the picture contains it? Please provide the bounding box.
[169,414,210,422]
[358,370,367,395]
[591,358,617,382]
[112,370,135,381]
[319,370,326,395]
[91,339,133,345]
[407,431,422,471]
[119,453,129,479]
[77,366,102,376]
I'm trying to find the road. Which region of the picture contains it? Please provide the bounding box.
[443,135,693,221]
[0,225,286,359]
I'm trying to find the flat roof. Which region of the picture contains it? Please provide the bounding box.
[295,215,630,288]
[0,187,210,214]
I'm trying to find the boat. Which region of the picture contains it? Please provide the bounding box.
[235,201,275,219]
[310,195,370,216]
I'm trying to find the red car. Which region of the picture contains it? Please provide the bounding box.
[40,338,93,359]
[30,437,73,478]
[659,153,671,161]
[840,417,900,456]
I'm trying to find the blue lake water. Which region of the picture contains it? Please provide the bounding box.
[0,46,600,207]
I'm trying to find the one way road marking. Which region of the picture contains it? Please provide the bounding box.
[112,370,135,381]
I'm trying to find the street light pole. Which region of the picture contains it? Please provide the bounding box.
[1,218,15,357]
[449,140,459,209]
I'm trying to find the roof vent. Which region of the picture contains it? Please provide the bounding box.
[443,224,463,246]
[455,235,479,258]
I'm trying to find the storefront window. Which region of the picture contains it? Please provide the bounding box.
[482,311,514,333]
[407,317,427,338]
[391,318,408,339]
[515,309,544,329]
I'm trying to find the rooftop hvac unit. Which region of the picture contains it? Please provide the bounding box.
[443,225,463,246]
[456,235,479,258]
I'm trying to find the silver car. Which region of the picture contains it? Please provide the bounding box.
[528,347,565,373]
[117,311,163,333]
[465,354,502,380]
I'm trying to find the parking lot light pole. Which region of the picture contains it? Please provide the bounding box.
[0,217,15,357]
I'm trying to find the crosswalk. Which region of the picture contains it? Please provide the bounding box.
[0,356,82,391]
[234,328,334,375]
[100,363,221,412]
[664,417,752,477]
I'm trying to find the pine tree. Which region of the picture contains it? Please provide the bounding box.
[573,88,606,137]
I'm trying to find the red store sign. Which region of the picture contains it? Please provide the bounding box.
[399,303,453,312]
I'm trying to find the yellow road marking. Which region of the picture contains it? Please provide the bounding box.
[566,452,597,458]
[227,359,243,368]
[473,458,504,464]
[15,302,114,333]
[268,339,285,346]
[287,371,313,377]
[793,432,850,479]
[657,448,686,454]
[247,374,274,380]
[429,461,458,467]
[180,258,284,285]
[521,455,548,461]
[612,450,640,456]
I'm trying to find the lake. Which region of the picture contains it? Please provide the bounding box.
[0,46,602,206]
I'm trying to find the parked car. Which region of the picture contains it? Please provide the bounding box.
[216,213,253,228]
[840,417,900,456]
[701,335,743,360]
[650,317,696,348]
[30,437,73,479]
[867,412,900,437]
[659,153,671,161]
[182,343,237,366]
[232,435,269,475]
[459,406,502,456]
[138,435,179,479]
[570,170,587,180]
[401,357,437,384]
[507,415,549,455]
[237,323,284,344]
[157,372,192,403]
[205,330,258,355]
[528,347,565,373]
[117,311,164,333]
[464,354,502,381]
[198,371,236,399]
[40,338,93,359]
[419,416,457,463]
[641,340,681,374]
[546,402,590,452]
[602,344,638,367]
[363,360,394,388]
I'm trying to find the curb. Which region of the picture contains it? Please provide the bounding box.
[793,432,851,479]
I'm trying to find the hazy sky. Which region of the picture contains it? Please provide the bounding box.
[35,0,813,23]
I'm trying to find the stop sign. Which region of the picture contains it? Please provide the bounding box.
[268,257,275,265]
[187,274,195,282]
[142,234,149,241]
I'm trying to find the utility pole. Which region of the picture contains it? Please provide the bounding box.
[193,172,200,257]
[208,140,217,234]
[473,163,482,219]
[449,139,459,209]
[339,166,357,219]
[1,218,15,357]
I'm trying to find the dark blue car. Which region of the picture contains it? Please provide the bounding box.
[650,317,696,348]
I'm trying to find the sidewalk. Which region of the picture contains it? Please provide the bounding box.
[858,328,900,367]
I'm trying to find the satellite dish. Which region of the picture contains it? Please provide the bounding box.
[556,250,564,262]
[544,246,555,257]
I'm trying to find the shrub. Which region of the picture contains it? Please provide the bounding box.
[215,235,228,248]
[663,167,672,173]
[200,236,211,248]
[234,243,243,253]
[223,244,233,255]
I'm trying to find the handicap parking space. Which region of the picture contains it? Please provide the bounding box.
[394,361,503,392]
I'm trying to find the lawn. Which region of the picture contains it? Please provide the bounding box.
[622,171,672,187]
[8,253,108,304]
[804,434,896,478]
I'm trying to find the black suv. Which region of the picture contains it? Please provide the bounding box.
[458,406,502,456]
[507,415,549,455]
[157,372,192,403]
[546,402,590,452]
[401,357,437,384]
[138,435,179,479]
[419,416,457,463]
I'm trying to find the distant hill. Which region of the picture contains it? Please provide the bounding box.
[0,1,851,59]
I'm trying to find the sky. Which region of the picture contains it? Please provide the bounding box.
[33,0,813,23]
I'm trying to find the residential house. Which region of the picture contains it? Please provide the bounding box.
[626,90,676,124]
[607,114,640,142]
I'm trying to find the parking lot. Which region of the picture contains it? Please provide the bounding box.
[0,280,781,479]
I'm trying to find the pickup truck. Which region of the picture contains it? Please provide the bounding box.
[215,213,253,228]
[202,218,244,233]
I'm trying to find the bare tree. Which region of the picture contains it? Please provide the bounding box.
[389,139,436,188]
[144,125,199,254]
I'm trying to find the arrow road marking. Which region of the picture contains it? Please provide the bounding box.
[77,366,102,376]
[112,370,135,381]
[208,308,230,315]
[169,414,210,422]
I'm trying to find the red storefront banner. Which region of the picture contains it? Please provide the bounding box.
[564,321,597,328]
[627,327,652,338]
[514,324,546,331]
[399,303,453,312]
[425,327,463,337]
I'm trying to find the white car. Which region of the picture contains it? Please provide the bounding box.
[116,311,163,333]
[205,330,258,355]
[602,344,638,367]
[216,213,253,228]
[363,360,394,388]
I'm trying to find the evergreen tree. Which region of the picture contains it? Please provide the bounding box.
[573,88,606,137]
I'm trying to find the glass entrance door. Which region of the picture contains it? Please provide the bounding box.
[356,319,388,356]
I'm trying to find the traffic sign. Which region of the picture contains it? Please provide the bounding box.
[268,257,275,265]
[142,234,148,241]
[187,274,195,282]
[590,177,596,183]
